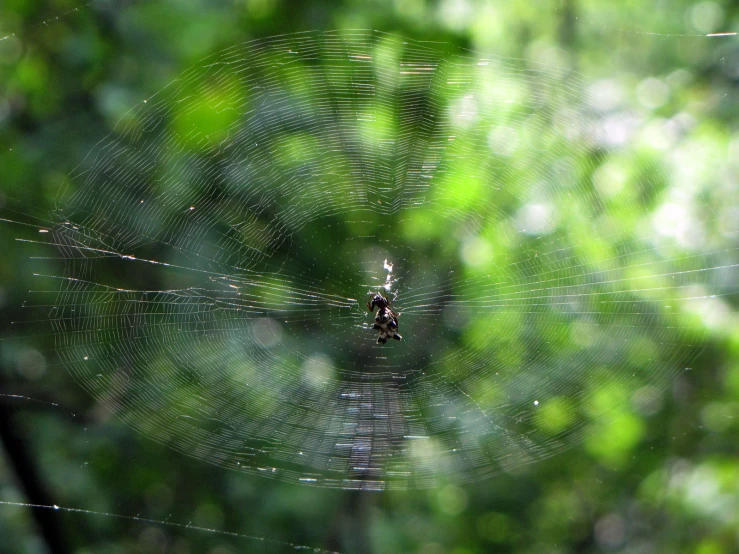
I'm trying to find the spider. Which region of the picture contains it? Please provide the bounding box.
[367,291,402,344]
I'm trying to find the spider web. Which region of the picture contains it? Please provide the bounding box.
[18,29,736,490]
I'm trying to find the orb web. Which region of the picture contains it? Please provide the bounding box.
[28,30,736,489]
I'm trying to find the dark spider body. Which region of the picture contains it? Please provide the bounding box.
[367,292,402,344]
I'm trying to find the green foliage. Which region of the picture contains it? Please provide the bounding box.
[0,1,737,554]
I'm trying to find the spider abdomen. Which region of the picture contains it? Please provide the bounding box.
[367,292,402,344]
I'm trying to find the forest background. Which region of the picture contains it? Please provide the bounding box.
[0,1,737,553]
